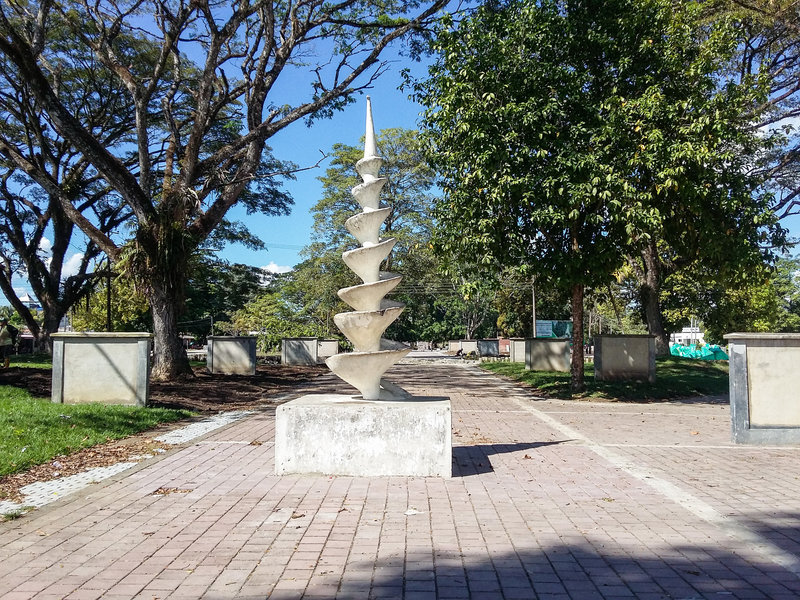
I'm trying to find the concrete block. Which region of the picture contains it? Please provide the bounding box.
[282,338,318,365]
[317,339,339,361]
[477,339,500,357]
[448,340,460,352]
[594,335,655,383]
[207,336,256,375]
[525,338,570,372]
[509,339,526,363]
[460,340,478,354]
[51,332,151,406]
[498,338,510,355]
[725,333,800,444]
[275,394,452,477]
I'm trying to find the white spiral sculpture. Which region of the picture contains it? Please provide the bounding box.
[325,97,410,400]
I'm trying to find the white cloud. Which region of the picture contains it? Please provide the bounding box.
[38,237,52,254]
[62,253,85,278]
[262,262,292,274]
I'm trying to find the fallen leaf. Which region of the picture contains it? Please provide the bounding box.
[152,487,192,496]
[690,431,700,435]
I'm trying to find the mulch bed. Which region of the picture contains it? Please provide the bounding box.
[0,364,330,506]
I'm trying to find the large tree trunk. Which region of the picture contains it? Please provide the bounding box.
[639,241,670,356]
[570,283,585,394]
[149,283,192,380]
[38,307,66,354]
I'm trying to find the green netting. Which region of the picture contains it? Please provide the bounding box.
[669,343,728,361]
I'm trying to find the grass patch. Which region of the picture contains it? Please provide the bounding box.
[482,356,729,401]
[0,386,193,477]
[11,353,52,369]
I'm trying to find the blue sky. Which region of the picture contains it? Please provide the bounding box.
[219,58,428,274]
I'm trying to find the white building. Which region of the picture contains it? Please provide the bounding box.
[670,326,705,346]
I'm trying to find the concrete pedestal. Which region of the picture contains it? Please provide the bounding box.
[594,335,656,383]
[726,333,800,444]
[525,338,570,372]
[207,336,256,375]
[477,339,500,357]
[282,337,318,365]
[275,395,452,477]
[51,332,151,406]
[509,339,526,363]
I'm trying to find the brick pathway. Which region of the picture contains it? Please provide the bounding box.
[2,361,800,599]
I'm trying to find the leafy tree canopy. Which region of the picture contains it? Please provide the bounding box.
[412,0,784,388]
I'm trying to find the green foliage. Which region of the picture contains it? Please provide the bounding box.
[771,256,800,332]
[483,356,729,401]
[413,0,784,381]
[70,271,150,332]
[494,271,571,338]
[695,255,800,343]
[0,386,192,477]
[183,259,267,338]
[223,290,326,353]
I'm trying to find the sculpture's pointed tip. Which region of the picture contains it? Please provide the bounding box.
[364,97,378,158]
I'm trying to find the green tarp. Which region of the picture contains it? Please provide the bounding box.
[670,343,728,361]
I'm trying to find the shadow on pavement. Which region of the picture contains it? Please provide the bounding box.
[453,441,571,477]
[335,539,800,599]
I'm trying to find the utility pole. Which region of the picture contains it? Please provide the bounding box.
[105,269,112,332]
[531,277,537,338]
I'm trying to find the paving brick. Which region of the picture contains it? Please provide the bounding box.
[2,362,800,599]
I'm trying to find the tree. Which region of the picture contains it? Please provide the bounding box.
[414,0,661,391]
[413,0,783,391]
[0,21,134,350]
[183,259,268,339]
[0,0,449,379]
[705,0,800,219]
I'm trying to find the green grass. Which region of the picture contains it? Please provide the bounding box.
[11,353,53,369]
[482,356,729,401]
[0,386,193,478]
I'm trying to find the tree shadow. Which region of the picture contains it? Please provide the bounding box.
[335,533,800,599]
[453,441,571,477]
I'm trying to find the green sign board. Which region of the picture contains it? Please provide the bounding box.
[535,320,573,339]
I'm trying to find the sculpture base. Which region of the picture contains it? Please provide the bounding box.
[275,394,452,477]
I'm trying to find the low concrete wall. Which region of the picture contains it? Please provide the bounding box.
[317,339,339,361]
[207,336,256,375]
[477,339,500,357]
[448,340,460,352]
[282,338,318,366]
[594,335,655,383]
[726,333,800,444]
[525,338,570,372]
[460,340,478,354]
[509,339,526,363]
[498,338,510,355]
[275,394,452,477]
[51,332,151,406]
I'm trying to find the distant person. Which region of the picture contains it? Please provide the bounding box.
[0,317,14,369]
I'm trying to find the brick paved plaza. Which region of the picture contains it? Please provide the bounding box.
[2,359,800,599]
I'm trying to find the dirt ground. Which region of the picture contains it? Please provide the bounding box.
[0,364,330,505]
